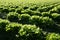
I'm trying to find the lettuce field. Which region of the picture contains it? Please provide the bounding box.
[0,0,60,40]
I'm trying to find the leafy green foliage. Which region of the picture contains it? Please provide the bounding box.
[20,14,31,24]
[56,5,60,12]
[30,15,40,25]
[21,9,32,15]
[51,13,60,22]
[0,0,60,40]
[50,7,58,13]
[41,12,51,17]
[6,23,22,32]
[16,7,23,14]
[31,11,41,16]
[30,5,38,11]
[0,19,10,30]
[7,12,19,22]
[18,24,43,40]
[9,8,15,12]
[46,33,60,40]
[2,8,9,13]
[51,13,60,19]
[5,22,43,40]
[39,17,54,26]
[38,7,48,12]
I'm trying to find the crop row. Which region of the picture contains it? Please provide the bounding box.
[0,18,42,40]
[0,2,60,14]
[0,18,60,40]
[7,12,60,26]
